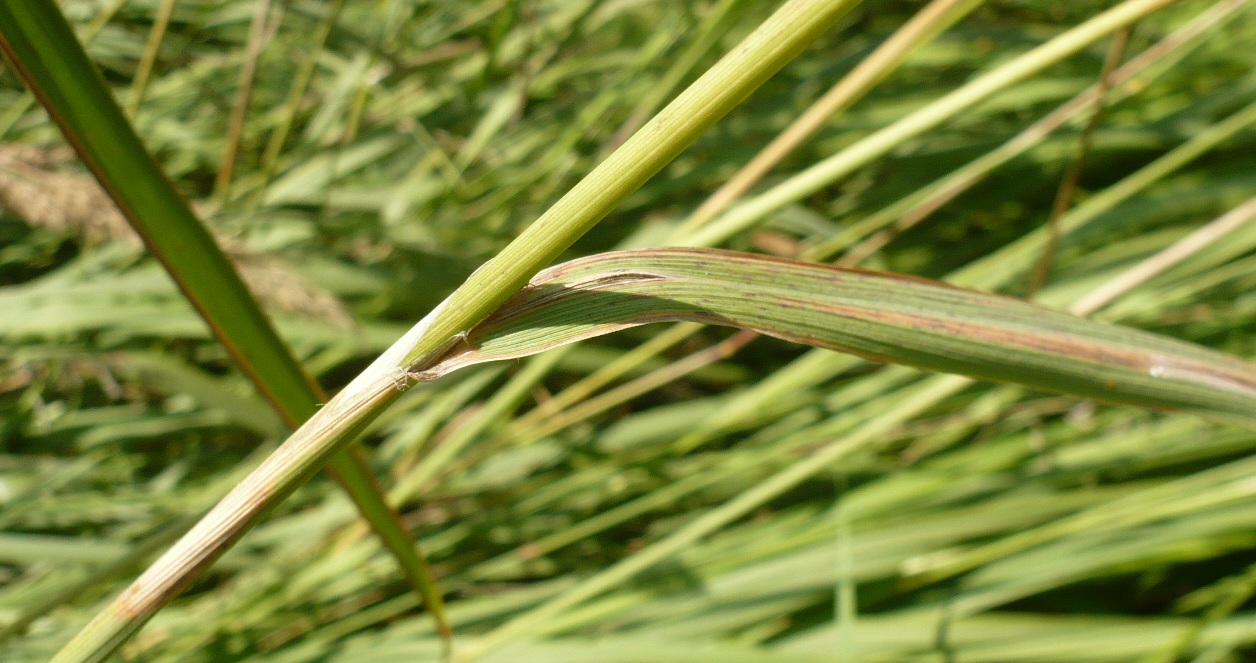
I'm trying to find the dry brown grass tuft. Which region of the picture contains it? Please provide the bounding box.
[0,144,132,242]
[0,144,352,327]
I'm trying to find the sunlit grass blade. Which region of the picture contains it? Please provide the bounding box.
[815,0,1244,264]
[673,86,1256,451]
[1071,194,1256,315]
[0,0,449,651]
[683,0,984,230]
[681,0,1175,249]
[249,0,346,209]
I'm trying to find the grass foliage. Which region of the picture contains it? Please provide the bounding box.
[2,0,1256,661]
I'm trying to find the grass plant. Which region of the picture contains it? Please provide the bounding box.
[1,1,1255,662]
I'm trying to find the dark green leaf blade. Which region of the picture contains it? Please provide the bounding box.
[0,0,449,653]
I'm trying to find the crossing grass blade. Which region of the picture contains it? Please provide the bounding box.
[397,0,866,369]
[0,0,450,649]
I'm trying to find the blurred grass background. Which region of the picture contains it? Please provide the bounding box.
[3,0,1256,661]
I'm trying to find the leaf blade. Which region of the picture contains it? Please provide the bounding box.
[424,248,1256,423]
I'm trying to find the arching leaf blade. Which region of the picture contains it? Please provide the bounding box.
[423,249,1256,424]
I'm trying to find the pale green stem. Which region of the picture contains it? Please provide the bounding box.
[401,0,865,370]
[608,0,748,148]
